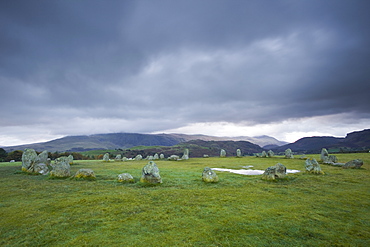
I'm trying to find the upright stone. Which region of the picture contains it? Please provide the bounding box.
[267,150,274,157]
[21,149,38,172]
[262,163,287,180]
[285,149,294,159]
[140,161,162,184]
[220,149,226,158]
[103,153,110,162]
[50,157,71,178]
[236,149,242,158]
[305,158,324,174]
[36,150,49,165]
[135,154,143,161]
[159,154,165,159]
[261,151,267,158]
[320,148,329,163]
[153,153,159,160]
[202,167,219,183]
[67,154,74,165]
[115,154,122,161]
[182,148,189,160]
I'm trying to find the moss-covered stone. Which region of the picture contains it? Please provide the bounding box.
[202,167,219,183]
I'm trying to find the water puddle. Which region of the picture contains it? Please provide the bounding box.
[211,167,300,175]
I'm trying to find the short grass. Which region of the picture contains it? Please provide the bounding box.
[0,154,369,246]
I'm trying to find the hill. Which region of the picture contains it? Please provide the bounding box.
[3,132,285,152]
[115,139,264,158]
[273,129,370,153]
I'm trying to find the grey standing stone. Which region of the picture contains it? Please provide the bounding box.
[135,154,143,161]
[103,153,110,162]
[140,161,162,184]
[236,149,242,158]
[285,149,294,159]
[220,149,226,158]
[267,150,274,157]
[21,148,38,172]
[153,153,159,160]
[50,157,71,178]
[159,154,165,159]
[320,148,329,163]
[182,148,189,160]
[33,163,49,175]
[305,158,324,174]
[261,151,268,158]
[115,154,122,161]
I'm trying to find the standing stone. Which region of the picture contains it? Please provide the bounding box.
[103,153,110,162]
[159,154,165,159]
[122,157,128,162]
[267,150,274,157]
[33,163,49,175]
[115,154,122,161]
[36,150,49,165]
[50,157,71,178]
[118,173,134,183]
[67,154,74,165]
[305,158,324,174]
[74,169,96,179]
[220,149,226,158]
[147,155,154,160]
[261,151,268,158]
[320,148,329,163]
[202,167,219,183]
[328,155,338,163]
[285,149,294,159]
[153,153,159,160]
[262,163,287,180]
[21,149,38,172]
[135,154,143,161]
[342,159,363,169]
[140,161,162,184]
[203,154,209,158]
[182,148,189,160]
[236,149,242,158]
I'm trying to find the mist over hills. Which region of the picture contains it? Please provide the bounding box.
[2,133,286,152]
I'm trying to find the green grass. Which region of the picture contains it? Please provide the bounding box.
[0,154,369,246]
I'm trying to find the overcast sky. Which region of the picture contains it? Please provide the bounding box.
[1,0,369,147]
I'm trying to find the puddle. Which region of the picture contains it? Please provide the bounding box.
[211,168,300,175]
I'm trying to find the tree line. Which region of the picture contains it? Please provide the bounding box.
[0,148,93,162]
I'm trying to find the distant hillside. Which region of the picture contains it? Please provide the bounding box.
[273,129,370,153]
[99,139,264,158]
[3,132,282,152]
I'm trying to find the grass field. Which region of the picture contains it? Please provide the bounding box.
[1,153,369,246]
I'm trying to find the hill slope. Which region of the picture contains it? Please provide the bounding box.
[3,133,284,152]
[273,129,370,153]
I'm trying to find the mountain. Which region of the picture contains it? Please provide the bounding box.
[3,132,284,152]
[273,129,370,154]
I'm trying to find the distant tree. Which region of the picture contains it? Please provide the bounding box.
[6,150,23,162]
[0,148,7,162]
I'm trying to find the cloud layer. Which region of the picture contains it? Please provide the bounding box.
[1,0,369,146]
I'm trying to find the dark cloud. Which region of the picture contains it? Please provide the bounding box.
[1,0,369,145]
